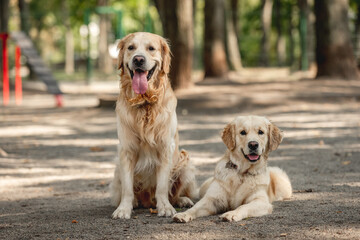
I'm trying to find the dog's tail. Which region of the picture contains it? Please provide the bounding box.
[268,167,292,202]
[170,149,199,200]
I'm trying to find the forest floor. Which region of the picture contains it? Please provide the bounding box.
[1,68,360,239]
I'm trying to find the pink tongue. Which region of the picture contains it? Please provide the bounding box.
[248,154,259,161]
[132,71,148,94]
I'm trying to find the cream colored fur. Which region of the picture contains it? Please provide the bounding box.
[110,32,197,219]
[173,116,292,223]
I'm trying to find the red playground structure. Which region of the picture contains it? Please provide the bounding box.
[1,32,63,107]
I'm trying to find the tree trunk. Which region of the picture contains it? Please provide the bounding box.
[287,2,294,66]
[306,0,315,66]
[0,0,9,32]
[314,0,359,79]
[154,0,193,89]
[275,0,286,66]
[226,0,242,71]
[98,0,113,74]
[259,0,273,66]
[203,0,228,77]
[63,0,74,75]
[18,0,29,35]
[354,2,360,66]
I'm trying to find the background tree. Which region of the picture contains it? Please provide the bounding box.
[62,0,74,75]
[314,0,359,79]
[352,1,360,64]
[274,0,285,66]
[0,0,9,32]
[154,0,193,89]
[98,0,113,74]
[259,0,273,66]
[225,0,242,71]
[18,0,30,35]
[203,0,228,77]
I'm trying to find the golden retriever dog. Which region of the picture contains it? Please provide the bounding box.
[173,116,292,223]
[110,32,197,219]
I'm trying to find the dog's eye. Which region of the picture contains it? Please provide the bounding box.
[128,45,134,50]
[149,46,155,51]
[240,130,246,136]
[258,130,264,135]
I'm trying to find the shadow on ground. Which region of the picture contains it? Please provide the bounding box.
[1,71,359,239]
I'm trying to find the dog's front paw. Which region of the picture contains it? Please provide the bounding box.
[220,210,243,222]
[112,206,132,219]
[173,212,193,223]
[157,198,176,217]
[177,197,194,208]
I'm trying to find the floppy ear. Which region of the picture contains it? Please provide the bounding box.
[117,34,133,70]
[160,38,171,74]
[222,123,236,151]
[268,123,283,152]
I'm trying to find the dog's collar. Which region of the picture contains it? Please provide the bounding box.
[225,160,238,170]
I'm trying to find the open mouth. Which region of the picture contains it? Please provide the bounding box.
[127,64,157,95]
[128,64,156,81]
[241,149,261,162]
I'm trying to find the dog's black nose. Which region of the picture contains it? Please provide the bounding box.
[133,55,145,67]
[248,141,259,150]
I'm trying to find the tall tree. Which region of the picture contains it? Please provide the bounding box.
[274,0,285,66]
[353,2,360,63]
[259,0,273,66]
[18,0,30,35]
[154,0,193,89]
[314,0,359,79]
[62,0,74,75]
[0,0,9,32]
[98,0,113,74]
[226,0,242,71]
[204,0,228,77]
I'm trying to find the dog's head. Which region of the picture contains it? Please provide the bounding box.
[222,116,283,164]
[117,32,171,95]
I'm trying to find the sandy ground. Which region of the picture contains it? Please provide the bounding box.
[1,69,360,239]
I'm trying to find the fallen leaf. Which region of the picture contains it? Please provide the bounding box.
[239,223,246,226]
[280,233,287,237]
[133,216,138,219]
[89,146,104,152]
[21,159,30,163]
[341,161,351,165]
[336,211,342,213]
[149,208,158,214]
[72,220,78,223]
[0,148,8,157]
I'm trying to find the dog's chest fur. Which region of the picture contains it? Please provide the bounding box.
[215,159,270,209]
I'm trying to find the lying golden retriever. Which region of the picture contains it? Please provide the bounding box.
[173,116,292,222]
[110,32,197,219]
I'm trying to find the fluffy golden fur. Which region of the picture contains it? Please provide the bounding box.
[110,32,197,219]
[173,116,292,223]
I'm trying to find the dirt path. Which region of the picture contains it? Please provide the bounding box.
[1,70,360,239]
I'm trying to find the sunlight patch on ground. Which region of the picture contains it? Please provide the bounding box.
[23,138,118,147]
[0,125,76,137]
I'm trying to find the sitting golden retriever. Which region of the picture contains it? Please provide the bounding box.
[110,32,197,219]
[173,116,292,222]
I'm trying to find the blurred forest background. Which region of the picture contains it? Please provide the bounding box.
[0,0,359,90]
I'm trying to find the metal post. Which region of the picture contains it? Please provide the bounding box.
[0,33,9,106]
[15,46,22,105]
[116,10,123,39]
